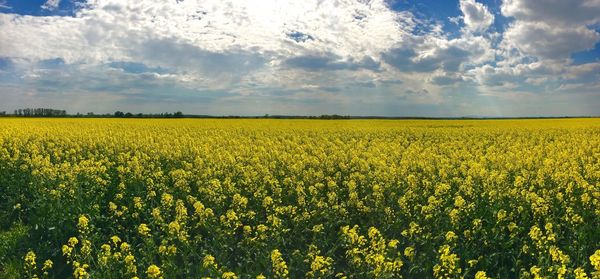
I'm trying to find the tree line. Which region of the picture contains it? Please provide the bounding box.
[12,108,67,117]
[0,109,351,119]
[0,109,185,118]
[7,110,523,120]
[112,111,184,118]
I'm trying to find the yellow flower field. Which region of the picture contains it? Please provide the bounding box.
[0,118,599,278]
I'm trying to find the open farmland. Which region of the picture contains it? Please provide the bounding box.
[0,118,599,278]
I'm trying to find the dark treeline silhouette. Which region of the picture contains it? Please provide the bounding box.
[113,111,184,118]
[311,114,351,120]
[0,109,186,118]
[13,108,67,117]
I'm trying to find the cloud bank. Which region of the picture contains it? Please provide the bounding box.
[0,0,598,116]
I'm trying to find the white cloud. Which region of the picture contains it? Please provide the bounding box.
[502,21,600,59]
[563,62,600,80]
[383,33,494,77]
[500,0,600,59]
[0,0,497,90]
[501,0,600,25]
[428,70,466,86]
[459,0,494,32]
[41,0,61,11]
[2,0,410,64]
[1,0,444,103]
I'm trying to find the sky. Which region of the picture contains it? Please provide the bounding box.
[0,0,599,117]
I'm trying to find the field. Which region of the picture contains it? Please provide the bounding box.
[0,118,599,278]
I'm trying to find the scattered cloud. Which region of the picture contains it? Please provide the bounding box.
[0,0,10,10]
[459,0,494,32]
[41,0,61,11]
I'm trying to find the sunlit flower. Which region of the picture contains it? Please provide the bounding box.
[138,223,151,237]
[147,264,162,279]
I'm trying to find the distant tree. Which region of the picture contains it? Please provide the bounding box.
[318,114,350,120]
[12,108,67,117]
[114,111,125,117]
[174,111,184,118]
[124,112,133,118]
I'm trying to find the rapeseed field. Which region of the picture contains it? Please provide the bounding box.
[0,118,599,278]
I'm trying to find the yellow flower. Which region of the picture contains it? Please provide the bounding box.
[168,245,177,255]
[110,235,121,246]
[101,243,111,253]
[312,224,324,233]
[530,266,542,279]
[454,195,466,208]
[24,250,36,270]
[271,249,289,279]
[263,196,274,208]
[77,215,89,232]
[109,202,118,211]
[222,271,238,279]
[529,226,542,242]
[133,197,143,210]
[158,245,177,256]
[308,255,334,277]
[62,245,73,257]
[42,259,53,271]
[161,193,173,207]
[168,221,181,235]
[124,254,137,274]
[125,254,135,265]
[81,239,92,256]
[497,209,507,222]
[508,222,518,232]
[121,242,131,252]
[591,250,600,270]
[404,247,415,259]
[147,264,162,279]
[138,223,151,237]
[433,245,461,278]
[468,259,478,267]
[445,231,458,243]
[73,262,89,279]
[203,254,218,269]
[475,271,489,279]
[574,267,589,279]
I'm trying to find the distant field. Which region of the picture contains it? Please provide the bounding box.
[1,118,599,278]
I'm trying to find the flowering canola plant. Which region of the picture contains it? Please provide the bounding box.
[0,118,599,278]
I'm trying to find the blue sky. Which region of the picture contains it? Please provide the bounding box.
[0,0,599,116]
